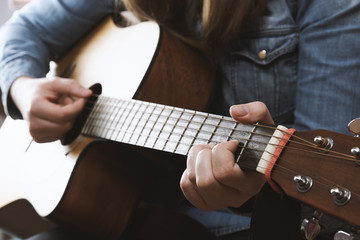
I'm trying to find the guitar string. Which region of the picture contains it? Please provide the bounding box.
[83,112,360,199]
[80,100,358,164]
[82,111,360,199]
[79,95,360,197]
[236,128,360,199]
[85,95,358,155]
[84,113,358,174]
[71,96,360,224]
[240,150,360,200]
[256,123,359,161]
[83,111,356,164]
[81,98,360,192]
[83,97,333,144]
[233,147,360,212]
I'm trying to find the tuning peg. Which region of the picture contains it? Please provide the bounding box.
[348,118,360,137]
[294,175,313,193]
[330,188,351,206]
[334,230,360,240]
[314,136,333,151]
[351,147,360,166]
[351,147,360,157]
[300,210,322,240]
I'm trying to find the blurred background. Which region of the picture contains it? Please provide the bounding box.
[0,0,32,124]
[0,1,31,238]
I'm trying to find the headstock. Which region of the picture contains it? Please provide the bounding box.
[270,125,360,234]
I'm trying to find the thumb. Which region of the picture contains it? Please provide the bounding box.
[51,77,92,98]
[230,101,274,125]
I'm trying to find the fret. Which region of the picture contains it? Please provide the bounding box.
[113,100,134,142]
[153,106,173,150]
[176,110,197,155]
[82,98,96,135]
[97,97,115,137]
[79,96,274,165]
[236,124,258,164]
[127,102,150,145]
[82,104,95,135]
[101,97,118,139]
[203,116,233,144]
[244,125,272,155]
[160,107,183,153]
[100,97,113,139]
[166,108,185,153]
[103,99,124,140]
[159,107,176,151]
[107,98,126,141]
[206,116,221,144]
[230,123,257,143]
[94,98,112,138]
[196,114,220,145]
[135,103,156,146]
[226,120,238,142]
[120,101,142,143]
[188,112,208,152]
[83,96,105,136]
[235,123,274,171]
[144,105,166,148]
[107,99,131,141]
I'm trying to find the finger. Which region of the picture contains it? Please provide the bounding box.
[211,140,243,189]
[50,77,92,98]
[180,170,208,209]
[211,141,266,203]
[194,147,215,189]
[31,96,87,123]
[28,117,74,142]
[230,101,274,125]
[62,95,75,105]
[194,148,247,210]
[186,144,213,183]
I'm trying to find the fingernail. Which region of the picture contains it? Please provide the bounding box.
[80,87,92,94]
[231,105,249,117]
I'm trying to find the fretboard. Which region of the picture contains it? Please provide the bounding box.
[79,95,276,171]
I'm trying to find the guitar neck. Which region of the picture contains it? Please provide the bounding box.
[78,95,276,171]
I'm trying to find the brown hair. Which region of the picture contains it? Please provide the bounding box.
[120,0,264,53]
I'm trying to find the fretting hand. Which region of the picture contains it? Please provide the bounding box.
[180,101,274,211]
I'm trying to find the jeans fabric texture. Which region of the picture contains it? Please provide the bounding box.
[1,0,360,238]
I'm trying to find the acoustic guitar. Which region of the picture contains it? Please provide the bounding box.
[0,17,359,239]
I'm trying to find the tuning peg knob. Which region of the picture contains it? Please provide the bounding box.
[334,230,360,240]
[314,136,333,151]
[348,118,360,137]
[330,188,351,206]
[351,147,360,156]
[301,211,323,240]
[294,175,313,193]
[351,147,360,166]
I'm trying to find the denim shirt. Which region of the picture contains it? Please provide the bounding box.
[215,0,360,136]
[1,0,360,238]
[0,0,115,118]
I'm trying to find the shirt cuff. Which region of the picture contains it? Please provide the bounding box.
[0,57,45,119]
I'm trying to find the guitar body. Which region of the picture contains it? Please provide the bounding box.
[2,16,360,240]
[0,18,216,239]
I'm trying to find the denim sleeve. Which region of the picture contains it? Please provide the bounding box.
[0,0,115,119]
[294,0,360,134]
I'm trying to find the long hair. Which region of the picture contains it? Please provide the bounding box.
[119,0,264,54]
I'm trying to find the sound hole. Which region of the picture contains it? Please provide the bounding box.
[61,83,102,145]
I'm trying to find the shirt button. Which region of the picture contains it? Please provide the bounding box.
[258,50,267,60]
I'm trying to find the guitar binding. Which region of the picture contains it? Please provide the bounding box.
[61,83,102,145]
